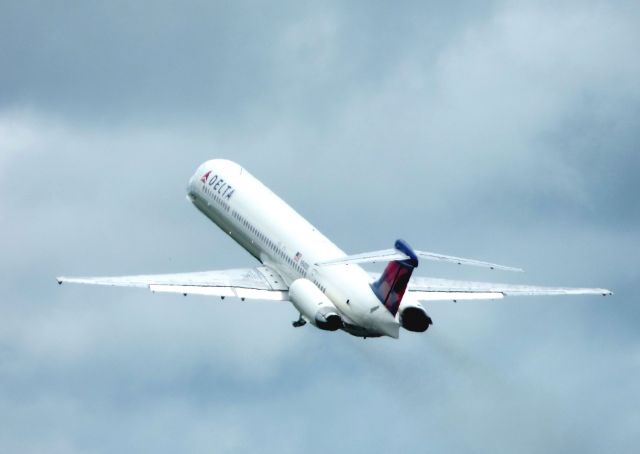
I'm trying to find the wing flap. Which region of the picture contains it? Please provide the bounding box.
[149,284,288,300]
[57,266,289,301]
[405,275,612,301]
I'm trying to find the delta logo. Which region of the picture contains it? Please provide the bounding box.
[200,171,211,183]
[200,170,236,201]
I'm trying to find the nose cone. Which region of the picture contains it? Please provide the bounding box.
[187,165,204,200]
[186,175,196,200]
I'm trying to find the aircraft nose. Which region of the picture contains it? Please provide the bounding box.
[186,168,200,199]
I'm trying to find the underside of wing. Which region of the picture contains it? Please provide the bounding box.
[57,266,289,301]
[404,276,612,301]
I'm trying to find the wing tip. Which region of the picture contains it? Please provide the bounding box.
[506,266,525,273]
[489,265,524,273]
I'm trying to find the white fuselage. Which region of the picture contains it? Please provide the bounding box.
[186,159,400,338]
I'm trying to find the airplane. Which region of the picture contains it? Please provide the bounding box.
[57,159,612,339]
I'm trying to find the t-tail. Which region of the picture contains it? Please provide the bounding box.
[371,239,418,316]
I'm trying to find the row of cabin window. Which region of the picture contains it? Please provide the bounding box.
[232,210,323,292]
[232,210,301,270]
[204,185,230,211]
[312,280,327,293]
[286,256,305,276]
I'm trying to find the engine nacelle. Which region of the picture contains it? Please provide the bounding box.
[398,295,433,332]
[288,279,342,331]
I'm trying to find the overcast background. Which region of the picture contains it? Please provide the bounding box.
[1,1,639,453]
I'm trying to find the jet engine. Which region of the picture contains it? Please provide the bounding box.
[398,294,432,332]
[288,278,343,331]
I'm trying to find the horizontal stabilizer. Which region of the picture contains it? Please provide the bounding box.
[316,248,523,272]
[415,251,523,272]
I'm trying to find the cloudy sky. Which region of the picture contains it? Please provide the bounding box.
[1,1,639,452]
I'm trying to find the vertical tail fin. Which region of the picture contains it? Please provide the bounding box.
[370,239,419,316]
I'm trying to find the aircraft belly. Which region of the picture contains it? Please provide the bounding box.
[323,267,399,338]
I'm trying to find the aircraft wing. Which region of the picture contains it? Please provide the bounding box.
[403,276,612,301]
[56,266,289,301]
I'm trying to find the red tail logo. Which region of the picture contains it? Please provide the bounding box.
[200,171,211,183]
[370,239,419,316]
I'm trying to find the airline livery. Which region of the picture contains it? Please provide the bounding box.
[57,159,612,338]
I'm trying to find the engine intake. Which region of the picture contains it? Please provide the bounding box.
[288,279,343,331]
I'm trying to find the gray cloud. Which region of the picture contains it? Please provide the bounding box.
[1,1,639,453]
[0,1,494,125]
